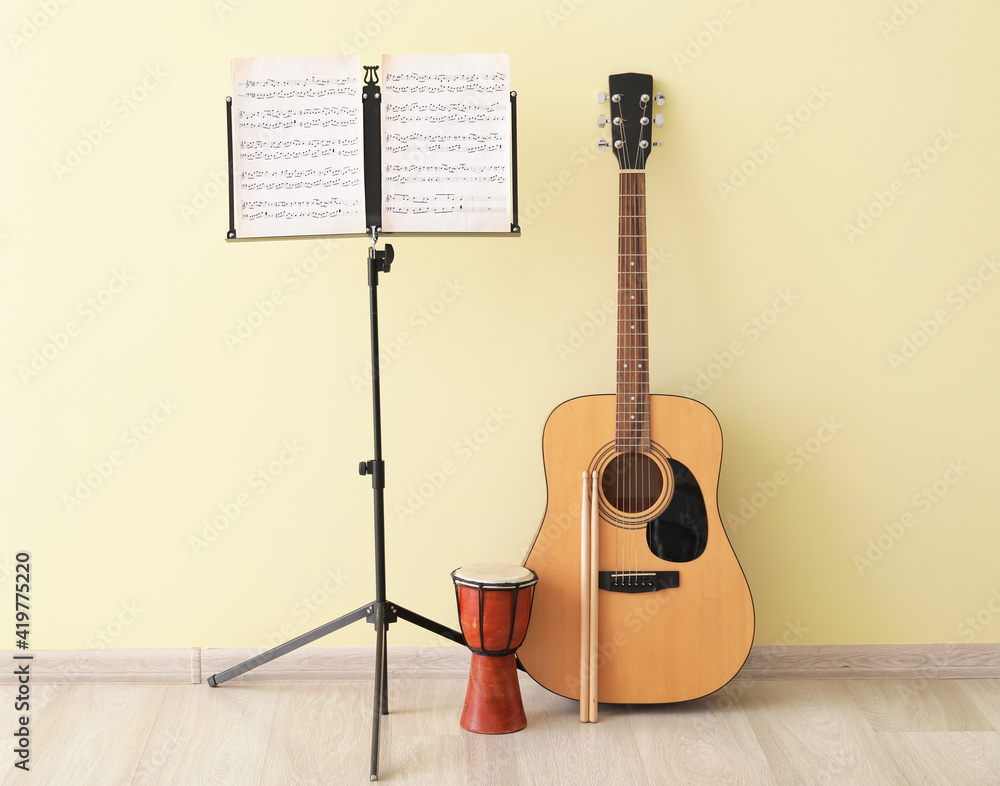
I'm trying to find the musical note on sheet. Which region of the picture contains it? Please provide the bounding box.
[231,55,366,237]
[385,192,504,215]
[381,54,511,233]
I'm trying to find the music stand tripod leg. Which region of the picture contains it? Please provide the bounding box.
[370,602,386,780]
[207,603,371,686]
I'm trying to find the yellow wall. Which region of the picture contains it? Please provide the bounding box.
[3,0,999,651]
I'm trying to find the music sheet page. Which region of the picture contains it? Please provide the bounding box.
[380,53,511,233]
[231,54,366,238]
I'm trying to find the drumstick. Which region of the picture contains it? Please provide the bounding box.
[579,471,590,723]
[589,470,599,723]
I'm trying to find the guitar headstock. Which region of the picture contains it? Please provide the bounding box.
[600,73,663,170]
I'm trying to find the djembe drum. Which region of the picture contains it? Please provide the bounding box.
[451,563,538,734]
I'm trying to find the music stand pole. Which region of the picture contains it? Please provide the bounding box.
[208,240,465,782]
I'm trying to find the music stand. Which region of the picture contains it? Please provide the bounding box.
[208,61,520,781]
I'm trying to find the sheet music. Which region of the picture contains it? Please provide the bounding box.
[381,53,511,233]
[231,55,366,238]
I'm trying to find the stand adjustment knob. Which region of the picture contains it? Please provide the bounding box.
[360,460,385,488]
[370,244,394,274]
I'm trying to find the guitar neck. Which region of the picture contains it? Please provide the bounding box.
[616,169,650,454]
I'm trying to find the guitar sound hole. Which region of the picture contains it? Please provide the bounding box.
[601,452,664,515]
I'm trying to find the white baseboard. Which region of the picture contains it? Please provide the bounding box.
[2,643,998,685]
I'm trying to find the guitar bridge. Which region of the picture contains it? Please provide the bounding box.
[598,571,679,594]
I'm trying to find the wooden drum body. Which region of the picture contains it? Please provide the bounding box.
[452,564,538,734]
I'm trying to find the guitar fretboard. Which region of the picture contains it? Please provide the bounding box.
[616,170,649,453]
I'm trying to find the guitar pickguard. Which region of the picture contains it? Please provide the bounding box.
[647,458,708,563]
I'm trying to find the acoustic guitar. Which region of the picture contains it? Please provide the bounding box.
[518,73,754,704]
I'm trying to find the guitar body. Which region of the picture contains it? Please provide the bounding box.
[518,393,754,703]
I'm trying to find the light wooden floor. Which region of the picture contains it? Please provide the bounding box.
[2,676,999,784]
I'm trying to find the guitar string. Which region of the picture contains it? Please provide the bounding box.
[631,100,640,586]
[614,93,625,587]
[638,95,649,589]
[619,92,636,587]
[617,90,634,582]
[615,92,653,588]
[616,91,626,586]
[618,92,631,587]
[630,97,651,587]
[636,169,644,587]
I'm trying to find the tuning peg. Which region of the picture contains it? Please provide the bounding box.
[656,92,665,105]
[597,90,607,104]
[598,114,607,128]
[598,139,609,151]
[654,114,664,127]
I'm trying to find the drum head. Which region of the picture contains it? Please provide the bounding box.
[452,563,537,588]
